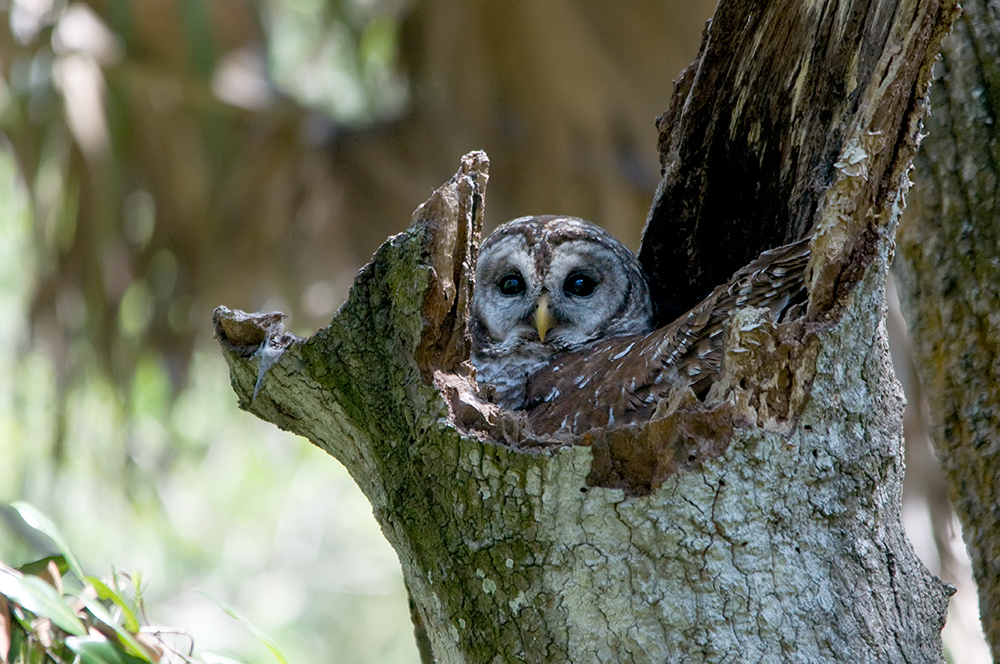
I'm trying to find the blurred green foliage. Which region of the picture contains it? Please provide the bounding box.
[0,0,409,407]
[267,0,407,123]
[0,0,418,660]
[1,502,291,663]
[0,147,418,661]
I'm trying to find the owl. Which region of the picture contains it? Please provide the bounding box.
[470,215,810,437]
[470,215,655,410]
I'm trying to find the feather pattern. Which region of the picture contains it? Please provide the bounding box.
[522,238,811,435]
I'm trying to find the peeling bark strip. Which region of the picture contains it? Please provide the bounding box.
[896,0,1000,655]
[214,0,959,658]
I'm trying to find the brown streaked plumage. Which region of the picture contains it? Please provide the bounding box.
[469,215,810,438]
[522,238,811,436]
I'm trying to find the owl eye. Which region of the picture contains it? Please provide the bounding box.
[497,272,527,296]
[563,272,598,297]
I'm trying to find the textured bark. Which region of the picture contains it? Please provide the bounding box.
[214,0,959,660]
[894,0,1000,656]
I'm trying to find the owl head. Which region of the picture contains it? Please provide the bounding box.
[470,215,654,407]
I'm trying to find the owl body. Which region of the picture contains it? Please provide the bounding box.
[470,216,654,409]
[470,215,810,436]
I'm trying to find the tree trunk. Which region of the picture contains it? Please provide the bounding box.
[214,0,958,660]
[894,0,1000,657]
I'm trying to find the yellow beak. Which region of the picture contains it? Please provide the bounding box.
[535,294,553,342]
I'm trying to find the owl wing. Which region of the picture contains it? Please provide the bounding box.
[523,238,811,436]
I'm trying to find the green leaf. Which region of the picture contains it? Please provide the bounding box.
[8,623,31,664]
[65,634,147,664]
[16,555,69,578]
[197,591,288,664]
[0,567,86,636]
[10,502,86,581]
[66,634,126,664]
[78,593,153,661]
[86,576,142,632]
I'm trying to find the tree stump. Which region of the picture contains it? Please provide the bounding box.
[214,0,960,659]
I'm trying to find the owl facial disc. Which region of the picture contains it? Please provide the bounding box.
[469,215,654,409]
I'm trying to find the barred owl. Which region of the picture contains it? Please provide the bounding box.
[470,215,809,437]
[470,216,654,410]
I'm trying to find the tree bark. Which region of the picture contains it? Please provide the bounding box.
[214,0,958,660]
[894,0,1000,657]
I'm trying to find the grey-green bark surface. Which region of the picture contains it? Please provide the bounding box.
[215,0,960,660]
[894,0,1000,656]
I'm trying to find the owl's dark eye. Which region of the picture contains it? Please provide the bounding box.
[497,272,527,296]
[563,272,598,297]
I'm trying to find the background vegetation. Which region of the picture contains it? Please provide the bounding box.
[0,0,987,661]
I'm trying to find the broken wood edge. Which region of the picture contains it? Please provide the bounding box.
[414,151,488,378]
